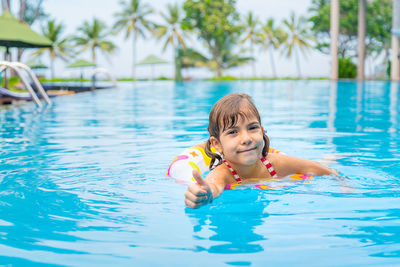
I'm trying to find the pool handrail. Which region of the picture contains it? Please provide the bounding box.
[0,61,44,107]
[91,68,118,88]
[11,62,52,105]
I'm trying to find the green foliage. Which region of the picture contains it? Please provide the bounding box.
[112,0,155,78]
[207,76,238,81]
[308,0,392,58]
[259,18,286,50]
[113,0,155,39]
[156,76,173,81]
[156,3,187,81]
[177,48,208,68]
[387,60,391,78]
[0,76,21,88]
[240,11,260,47]
[205,76,328,81]
[182,0,243,77]
[282,12,314,78]
[338,57,356,79]
[31,19,72,79]
[116,78,137,81]
[367,0,392,55]
[73,18,117,64]
[23,0,48,25]
[282,12,314,57]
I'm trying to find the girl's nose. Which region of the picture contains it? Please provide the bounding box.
[241,132,252,145]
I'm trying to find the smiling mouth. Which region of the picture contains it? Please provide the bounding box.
[238,147,257,153]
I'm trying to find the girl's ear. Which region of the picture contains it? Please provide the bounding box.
[210,136,223,154]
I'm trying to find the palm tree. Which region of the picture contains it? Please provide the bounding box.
[209,37,252,76]
[73,18,117,64]
[156,3,187,81]
[282,12,315,78]
[240,11,260,77]
[31,19,71,79]
[113,0,155,79]
[258,18,287,78]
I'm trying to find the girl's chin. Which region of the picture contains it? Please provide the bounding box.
[235,156,259,165]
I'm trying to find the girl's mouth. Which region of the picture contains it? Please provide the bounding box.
[238,146,257,153]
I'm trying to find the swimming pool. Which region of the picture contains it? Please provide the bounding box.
[0,81,399,266]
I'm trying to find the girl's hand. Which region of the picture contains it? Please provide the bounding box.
[184,169,213,208]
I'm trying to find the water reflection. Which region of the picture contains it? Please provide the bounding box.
[330,208,400,258]
[328,82,400,177]
[185,191,269,255]
[0,103,144,264]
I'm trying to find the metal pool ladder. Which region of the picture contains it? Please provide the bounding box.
[0,61,52,107]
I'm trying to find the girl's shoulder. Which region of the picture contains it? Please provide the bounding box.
[266,152,292,176]
[206,163,234,184]
[266,152,284,164]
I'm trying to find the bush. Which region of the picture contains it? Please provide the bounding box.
[339,57,356,79]
[207,76,238,81]
[0,76,21,88]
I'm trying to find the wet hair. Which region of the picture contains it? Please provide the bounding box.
[205,93,270,169]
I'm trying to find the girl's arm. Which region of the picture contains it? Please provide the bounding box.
[184,168,228,208]
[271,153,339,177]
[271,153,355,192]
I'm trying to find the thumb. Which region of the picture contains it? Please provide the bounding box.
[192,169,206,186]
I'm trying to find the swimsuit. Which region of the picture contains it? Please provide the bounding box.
[223,157,278,184]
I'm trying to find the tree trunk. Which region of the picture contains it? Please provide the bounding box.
[2,0,10,11]
[174,42,183,82]
[330,0,339,80]
[50,51,55,80]
[18,0,27,62]
[251,41,256,77]
[269,47,277,78]
[19,0,26,22]
[172,40,176,81]
[357,0,366,81]
[211,43,222,78]
[132,34,137,80]
[17,48,24,63]
[294,47,302,78]
[216,65,223,78]
[92,47,96,65]
[391,0,400,81]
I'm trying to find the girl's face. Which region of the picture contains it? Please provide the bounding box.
[211,113,264,167]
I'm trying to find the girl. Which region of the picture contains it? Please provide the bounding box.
[184,93,339,208]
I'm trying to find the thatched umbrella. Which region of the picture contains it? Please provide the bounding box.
[67,59,96,82]
[136,55,168,80]
[0,10,52,87]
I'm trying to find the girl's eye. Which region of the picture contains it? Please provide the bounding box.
[227,130,237,135]
[249,125,260,130]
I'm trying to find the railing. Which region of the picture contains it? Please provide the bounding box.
[91,68,118,88]
[0,61,52,107]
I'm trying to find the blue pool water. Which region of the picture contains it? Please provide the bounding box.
[0,81,399,266]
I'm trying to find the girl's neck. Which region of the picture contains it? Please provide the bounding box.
[226,158,264,179]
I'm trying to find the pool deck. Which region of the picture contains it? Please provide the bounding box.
[0,84,115,106]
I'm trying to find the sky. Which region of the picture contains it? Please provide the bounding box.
[24,0,334,79]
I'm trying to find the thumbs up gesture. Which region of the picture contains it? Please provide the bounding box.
[184,169,213,208]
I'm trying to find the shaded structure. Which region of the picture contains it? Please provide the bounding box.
[25,60,48,70]
[0,11,52,53]
[67,59,96,81]
[136,55,168,80]
[0,10,52,87]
